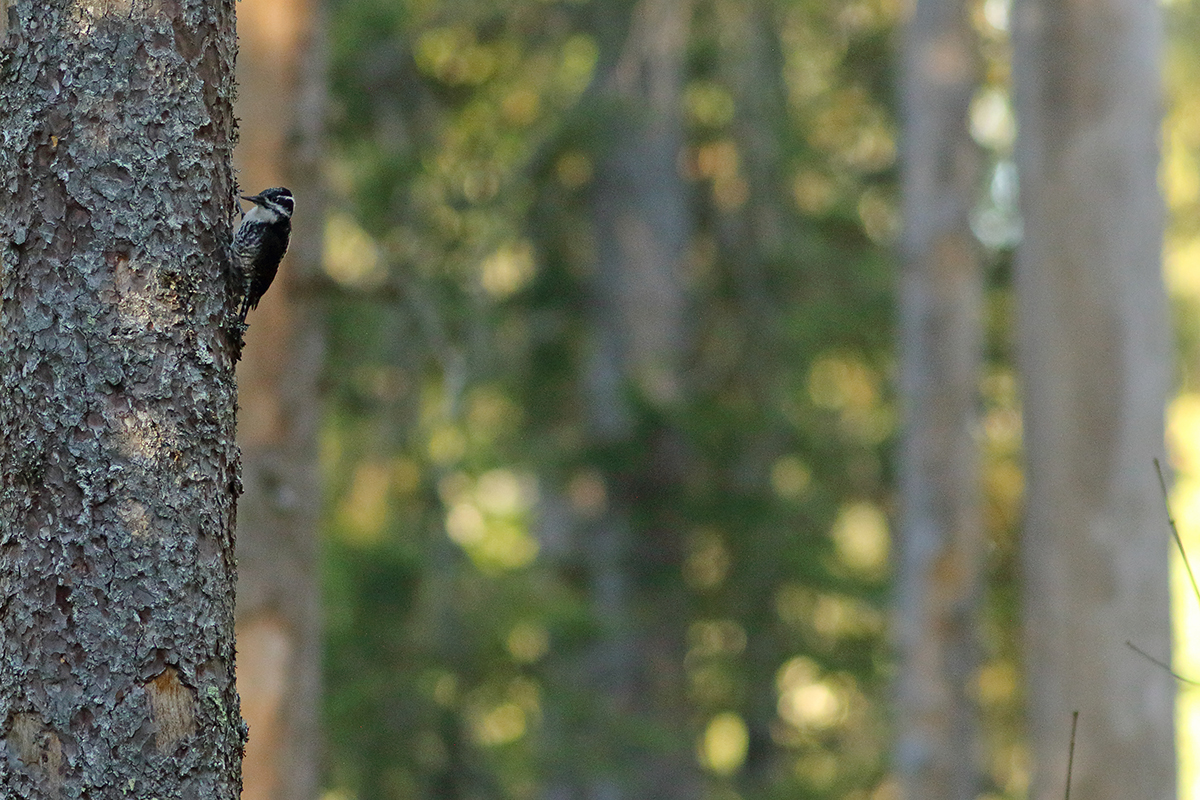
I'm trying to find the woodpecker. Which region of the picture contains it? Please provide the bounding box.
[233,186,293,329]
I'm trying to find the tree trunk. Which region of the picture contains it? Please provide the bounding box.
[588,0,696,796]
[1011,0,1175,797]
[0,1,244,797]
[545,1,699,798]
[233,0,326,796]
[894,0,986,797]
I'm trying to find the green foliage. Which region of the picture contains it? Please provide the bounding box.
[320,0,903,797]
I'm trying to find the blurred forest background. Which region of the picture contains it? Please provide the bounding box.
[227,0,1200,798]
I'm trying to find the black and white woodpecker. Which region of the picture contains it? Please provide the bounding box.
[233,186,294,330]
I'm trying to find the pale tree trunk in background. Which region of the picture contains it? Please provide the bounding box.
[1011,0,1174,798]
[546,1,699,798]
[0,0,244,796]
[588,0,698,791]
[894,0,986,797]
[233,0,326,796]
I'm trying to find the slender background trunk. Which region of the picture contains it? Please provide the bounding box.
[1012,0,1175,797]
[585,0,697,791]
[233,0,326,795]
[545,1,699,797]
[0,0,244,796]
[894,0,986,797]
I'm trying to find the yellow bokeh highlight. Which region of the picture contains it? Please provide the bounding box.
[776,657,846,732]
[481,242,536,298]
[507,622,549,664]
[323,213,385,288]
[477,469,536,515]
[1169,394,1200,800]
[969,88,1016,151]
[1164,134,1200,210]
[557,34,598,95]
[1166,237,1200,301]
[415,26,498,86]
[807,352,893,443]
[464,678,540,748]
[830,502,890,578]
[700,712,749,775]
[809,353,876,409]
[810,592,884,642]
[441,469,540,571]
[446,501,486,546]
[683,529,731,591]
[469,702,526,746]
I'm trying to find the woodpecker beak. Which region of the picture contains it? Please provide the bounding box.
[240,194,264,204]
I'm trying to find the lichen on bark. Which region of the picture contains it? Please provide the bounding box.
[0,0,245,796]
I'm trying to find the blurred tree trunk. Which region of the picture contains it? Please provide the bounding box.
[233,0,326,796]
[546,0,699,798]
[586,0,697,794]
[708,3,792,792]
[894,0,985,797]
[1011,0,1175,798]
[0,0,244,797]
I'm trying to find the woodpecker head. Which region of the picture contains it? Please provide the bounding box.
[240,187,294,223]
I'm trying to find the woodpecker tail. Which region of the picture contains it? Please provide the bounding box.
[237,272,253,327]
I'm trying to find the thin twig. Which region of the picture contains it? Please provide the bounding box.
[1125,640,1200,686]
[1064,710,1078,800]
[1154,458,1200,608]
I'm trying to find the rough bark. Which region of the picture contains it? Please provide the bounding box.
[1011,0,1175,797]
[232,0,325,796]
[0,0,244,797]
[894,0,986,797]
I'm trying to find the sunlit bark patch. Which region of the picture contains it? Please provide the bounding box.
[146,666,196,753]
[6,712,65,788]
